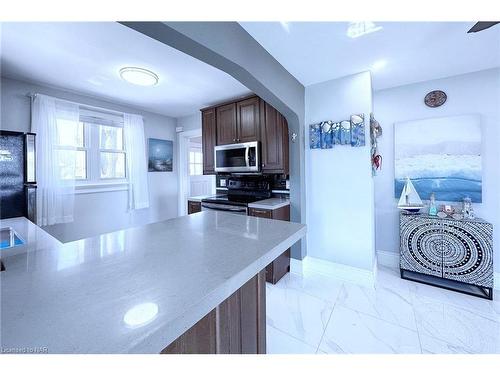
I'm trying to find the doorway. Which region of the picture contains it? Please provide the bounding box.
[177,129,215,216]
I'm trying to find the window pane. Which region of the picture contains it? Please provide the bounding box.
[99,125,123,150]
[57,120,84,147]
[195,164,202,175]
[194,152,202,164]
[189,164,195,176]
[75,150,86,179]
[189,151,195,163]
[100,152,125,179]
[57,150,86,179]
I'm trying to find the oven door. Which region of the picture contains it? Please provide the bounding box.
[201,202,248,215]
[214,141,259,173]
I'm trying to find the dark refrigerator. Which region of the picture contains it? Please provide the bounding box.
[0,131,37,222]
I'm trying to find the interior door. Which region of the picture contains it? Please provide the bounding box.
[216,103,237,145]
[236,97,260,143]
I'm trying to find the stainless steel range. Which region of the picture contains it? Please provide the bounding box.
[201,176,271,215]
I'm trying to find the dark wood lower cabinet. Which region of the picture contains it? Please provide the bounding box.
[161,270,266,354]
[248,205,291,284]
[188,201,201,214]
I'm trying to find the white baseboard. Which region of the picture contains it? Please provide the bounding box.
[290,256,375,288]
[376,250,399,269]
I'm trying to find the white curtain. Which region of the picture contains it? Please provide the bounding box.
[123,113,150,210]
[31,95,80,226]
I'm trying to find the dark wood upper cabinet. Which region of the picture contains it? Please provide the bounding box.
[204,95,289,176]
[201,108,217,175]
[216,103,237,145]
[236,97,260,143]
[260,101,289,174]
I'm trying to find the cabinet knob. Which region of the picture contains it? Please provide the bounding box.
[233,138,236,142]
[237,138,240,142]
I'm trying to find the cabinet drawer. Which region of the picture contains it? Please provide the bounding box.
[248,208,272,219]
[188,201,202,215]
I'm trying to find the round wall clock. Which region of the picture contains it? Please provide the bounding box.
[424,90,447,108]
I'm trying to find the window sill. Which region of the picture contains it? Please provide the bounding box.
[75,181,129,194]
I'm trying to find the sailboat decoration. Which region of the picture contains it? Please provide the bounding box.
[398,177,424,213]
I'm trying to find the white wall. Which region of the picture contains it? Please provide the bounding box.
[176,112,201,132]
[1,77,179,242]
[305,71,375,271]
[373,68,500,268]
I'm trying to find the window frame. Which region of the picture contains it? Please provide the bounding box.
[74,118,128,193]
[188,148,203,176]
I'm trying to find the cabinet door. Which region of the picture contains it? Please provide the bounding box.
[236,97,260,143]
[441,220,493,288]
[400,214,442,277]
[260,102,289,174]
[201,108,216,174]
[216,103,237,145]
[188,201,201,214]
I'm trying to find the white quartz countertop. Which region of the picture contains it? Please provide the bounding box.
[248,197,290,210]
[0,213,305,354]
[186,194,212,202]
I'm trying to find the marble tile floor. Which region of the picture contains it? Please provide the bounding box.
[266,265,500,354]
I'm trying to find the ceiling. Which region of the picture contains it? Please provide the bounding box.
[0,22,251,118]
[240,22,500,90]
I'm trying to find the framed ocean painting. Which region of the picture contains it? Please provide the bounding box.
[394,115,482,202]
[148,138,173,172]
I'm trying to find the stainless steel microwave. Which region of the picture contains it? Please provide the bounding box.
[214,141,260,173]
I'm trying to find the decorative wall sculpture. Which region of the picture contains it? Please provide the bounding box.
[350,114,365,147]
[309,113,365,149]
[394,115,482,202]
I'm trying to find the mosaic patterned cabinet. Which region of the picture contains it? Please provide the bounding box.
[399,213,493,299]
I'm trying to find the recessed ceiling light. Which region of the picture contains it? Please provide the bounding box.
[371,59,387,71]
[347,22,383,38]
[119,67,159,86]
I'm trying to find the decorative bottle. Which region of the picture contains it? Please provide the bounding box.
[428,193,438,216]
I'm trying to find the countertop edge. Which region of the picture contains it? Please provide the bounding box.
[131,223,306,353]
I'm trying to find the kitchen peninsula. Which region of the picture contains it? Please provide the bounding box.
[0,212,305,354]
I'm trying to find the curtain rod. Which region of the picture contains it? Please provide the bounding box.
[26,92,130,117]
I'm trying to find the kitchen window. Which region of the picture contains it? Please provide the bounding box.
[67,108,128,192]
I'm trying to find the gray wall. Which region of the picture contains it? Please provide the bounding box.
[1,76,179,242]
[305,72,375,270]
[120,22,307,259]
[373,68,500,269]
[176,112,201,132]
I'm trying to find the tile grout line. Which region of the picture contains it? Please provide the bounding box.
[409,294,424,354]
[314,283,343,353]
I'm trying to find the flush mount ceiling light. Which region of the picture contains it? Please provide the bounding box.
[119,67,159,86]
[347,22,383,38]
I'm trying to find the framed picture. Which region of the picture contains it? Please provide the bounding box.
[148,138,173,172]
[394,114,482,202]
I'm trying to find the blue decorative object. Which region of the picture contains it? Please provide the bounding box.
[320,121,334,149]
[339,120,351,145]
[350,114,365,147]
[332,122,341,145]
[309,123,321,149]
